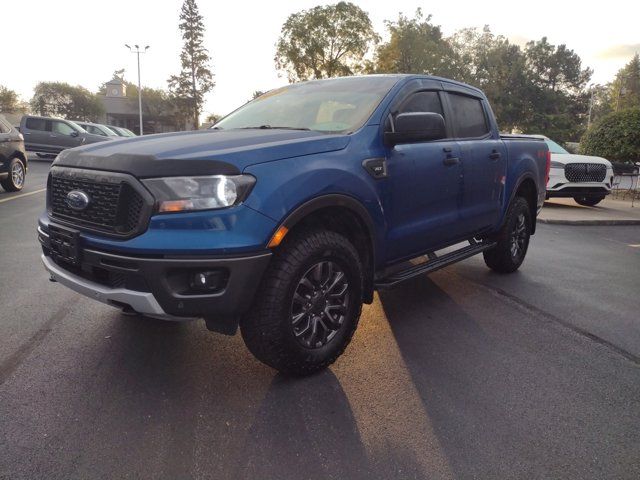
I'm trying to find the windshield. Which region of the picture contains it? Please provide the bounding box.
[545,137,569,154]
[214,76,400,134]
[101,126,119,136]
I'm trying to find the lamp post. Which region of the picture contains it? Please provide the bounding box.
[125,44,149,135]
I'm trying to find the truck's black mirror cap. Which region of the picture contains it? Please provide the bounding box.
[385,112,446,146]
[70,131,79,137]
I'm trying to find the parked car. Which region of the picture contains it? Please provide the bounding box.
[529,135,613,206]
[72,121,119,138]
[0,114,27,191]
[38,75,548,375]
[106,125,137,137]
[20,116,112,155]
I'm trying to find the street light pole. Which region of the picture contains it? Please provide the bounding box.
[125,44,149,135]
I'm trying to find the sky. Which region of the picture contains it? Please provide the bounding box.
[6,0,640,118]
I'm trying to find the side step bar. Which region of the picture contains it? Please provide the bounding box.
[374,240,496,289]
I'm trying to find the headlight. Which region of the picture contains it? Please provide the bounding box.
[142,175,256,213]
[550,161,564,169]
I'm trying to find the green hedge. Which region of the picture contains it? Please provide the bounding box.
[580,108,640,163]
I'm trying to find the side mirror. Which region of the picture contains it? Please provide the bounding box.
[384,112,446,146]
[70,131,79,137]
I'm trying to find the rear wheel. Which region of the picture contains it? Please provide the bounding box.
[1,158,26,192]
[483,196,532,273]
[241,228,363,375]
[574,195,605,206]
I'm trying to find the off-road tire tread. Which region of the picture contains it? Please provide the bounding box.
[241,228,363,376]
[483,196,531,273]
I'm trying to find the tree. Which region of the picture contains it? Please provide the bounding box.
[0,85,27,113]
[275,2,379,82]
[371,9,457,78]
[30,82,104,120]
[581,108,640,163]
[252,90,265,100]
[168,0,214,129]
[448,27,534,132]
[609,53,640,111]
[521,37,593,141]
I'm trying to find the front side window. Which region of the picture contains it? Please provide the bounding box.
[399,91,444,116]
[448,93,489,138]
[52,121,76,136]
[214,76,400,134]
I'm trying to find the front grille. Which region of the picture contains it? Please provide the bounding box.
[565,163,606,183]
[49,169,149,237]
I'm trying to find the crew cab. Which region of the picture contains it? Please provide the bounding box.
[38,75,549,375]
[20,115,111,155]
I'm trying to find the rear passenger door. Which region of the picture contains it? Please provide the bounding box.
[445,90,506,234]
[23,117,50,152]
[384,89,465,261]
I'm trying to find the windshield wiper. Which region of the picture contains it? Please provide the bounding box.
[240,125,311,131]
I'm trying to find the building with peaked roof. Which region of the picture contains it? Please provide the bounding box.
[98,76,191,134]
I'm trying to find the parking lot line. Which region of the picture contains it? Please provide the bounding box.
[0,188,46,204]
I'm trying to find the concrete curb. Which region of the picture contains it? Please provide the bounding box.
[538,218,640,226]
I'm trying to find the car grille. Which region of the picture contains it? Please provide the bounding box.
[564,163,606,183]
[49,171,147,236]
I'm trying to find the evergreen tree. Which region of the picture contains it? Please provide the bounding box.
[168,0,214,129]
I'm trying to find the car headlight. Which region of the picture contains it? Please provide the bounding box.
[550,161,564,169]
[142,175,256,213]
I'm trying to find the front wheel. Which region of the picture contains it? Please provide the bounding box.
[1,158,26,192]
[574,195,605,206]
[241,228,363,376]
[483,196,532,273]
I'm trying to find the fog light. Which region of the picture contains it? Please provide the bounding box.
[189,270,226,292]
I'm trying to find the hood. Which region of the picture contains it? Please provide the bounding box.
[55,129,351,177]
[551,153,612,167]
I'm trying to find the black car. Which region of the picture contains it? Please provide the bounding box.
[0,115,27,191]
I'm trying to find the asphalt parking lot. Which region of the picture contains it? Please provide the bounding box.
[1,160,639,479]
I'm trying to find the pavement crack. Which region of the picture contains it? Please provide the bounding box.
[468,279,640,366]
[0,297,79,385]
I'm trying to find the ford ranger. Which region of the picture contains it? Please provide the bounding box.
[38,75,549,375]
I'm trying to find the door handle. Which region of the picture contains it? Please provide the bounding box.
[443,157,460,166]
[489,150,501,160]
[443,147,452,153]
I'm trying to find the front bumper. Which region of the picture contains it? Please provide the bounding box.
[547,168,613,198]
[39,225,272,334]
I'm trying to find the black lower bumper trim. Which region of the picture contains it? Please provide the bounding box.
[39,225,272,327]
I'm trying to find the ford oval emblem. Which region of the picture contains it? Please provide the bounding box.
[65,190,90,211]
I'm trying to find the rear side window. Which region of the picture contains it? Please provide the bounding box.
[26,117,48,131]
[448,93,489,138]
[0,119,11,134]
[399,91,444,116]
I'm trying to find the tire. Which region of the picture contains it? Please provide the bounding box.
[574,195,605,207]
[1,158,26,192]
[483,196,532,274]
[241,228,363,376]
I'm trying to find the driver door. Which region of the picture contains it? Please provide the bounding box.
[384,90,464,262]
[49,120,83,151]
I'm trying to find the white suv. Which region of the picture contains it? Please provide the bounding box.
[534,135,614,206]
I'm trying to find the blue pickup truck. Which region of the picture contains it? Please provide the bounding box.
[39,75,549,375]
